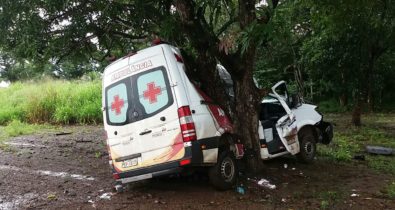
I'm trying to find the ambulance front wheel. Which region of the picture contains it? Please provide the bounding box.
[297,128,317,163]
[209,151,238,190]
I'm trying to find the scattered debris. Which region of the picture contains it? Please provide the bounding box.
[236,185,245,195]
[99,193,112,200]
[75,139,93,143]
[281,198,287,203]
[353,154,365,161]
[248,178,276,190]
[366,146,394,155]
[55,132,73,136]
[284,164,288,169]
[350,193,360,197]
[47,194,57,200]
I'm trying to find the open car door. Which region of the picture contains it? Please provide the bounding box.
[270,81,300,155]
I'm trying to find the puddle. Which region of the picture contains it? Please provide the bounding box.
[5,142,47,148]
[0,193,38,210]
[37,170,95,181]
[0,165,95,181]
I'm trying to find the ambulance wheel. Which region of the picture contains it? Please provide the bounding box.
[209,151,237,190]
[297,129,317,163]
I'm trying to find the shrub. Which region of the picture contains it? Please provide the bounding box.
[0,79,102,125]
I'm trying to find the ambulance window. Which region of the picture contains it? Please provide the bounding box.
[106,83,129,124]
[136,68,172,115]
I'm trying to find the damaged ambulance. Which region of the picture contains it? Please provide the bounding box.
[102,42,333,192]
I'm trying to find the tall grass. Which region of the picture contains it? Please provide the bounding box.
[0,79,102,125]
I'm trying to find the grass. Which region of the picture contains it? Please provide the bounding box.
[386,181,395,199]
[318,113,395,175]
[316,190,344,210]
[0,120,57,149]
[0,79,102,125]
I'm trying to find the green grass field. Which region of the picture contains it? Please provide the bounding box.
[0,79,102,125]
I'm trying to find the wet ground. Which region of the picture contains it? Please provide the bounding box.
[0,125,394,210]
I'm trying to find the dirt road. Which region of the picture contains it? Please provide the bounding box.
[0,126,394,209]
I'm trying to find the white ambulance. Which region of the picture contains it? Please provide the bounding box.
[102,42,333,191]
[102,43,243,191]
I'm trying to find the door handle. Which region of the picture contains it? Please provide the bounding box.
[139,130,152,136]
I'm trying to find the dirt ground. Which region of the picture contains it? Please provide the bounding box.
[0,125,394,210]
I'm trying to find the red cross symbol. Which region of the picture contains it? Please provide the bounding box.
[143,82,162,104]
[111,95,124,115]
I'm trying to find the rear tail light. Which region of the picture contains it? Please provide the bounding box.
[112,173,120,180]
[178,106,197,142]
[179,159,191,166]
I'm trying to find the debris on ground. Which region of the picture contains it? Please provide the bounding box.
[351,193,360,197]
[366,146,394,155]
[247,178,276,190]
[99,193,112,200]
[236,185,246,195]
[353,154,366,160]
[55,132,73,136]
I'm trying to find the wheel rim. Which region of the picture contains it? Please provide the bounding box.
[304,141,315,158]
[220,157,235,182]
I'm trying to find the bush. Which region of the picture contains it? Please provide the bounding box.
[0,79,102,125]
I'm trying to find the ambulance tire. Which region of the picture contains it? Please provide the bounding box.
[297,128,317,163]
[209,151,238,190]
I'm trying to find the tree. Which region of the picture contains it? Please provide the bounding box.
[296,0,395,125]
[0,0,284,170]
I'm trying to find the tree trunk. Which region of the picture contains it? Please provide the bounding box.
[294,65,304,98]
[339,94,348,107]
[233,68,263,171]
[352,94,362,126]
[339,70,348,107]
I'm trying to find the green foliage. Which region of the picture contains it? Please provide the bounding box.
[318,99,348,113]
[3,120,51,137]
[0,79,102,125]
[386,181,395,199]
[316,190,344,210]
[254,0,395,112]
[318,135,357,162]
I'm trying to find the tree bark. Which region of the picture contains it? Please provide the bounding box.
[339,70,348,107]
[352,96,362,126]
[174,0,267,172]
[233,65,263,171]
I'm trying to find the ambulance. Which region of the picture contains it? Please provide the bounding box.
[102,42,243,191]
[102,42,333,191]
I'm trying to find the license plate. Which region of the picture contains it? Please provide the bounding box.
[121,158,138,168]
